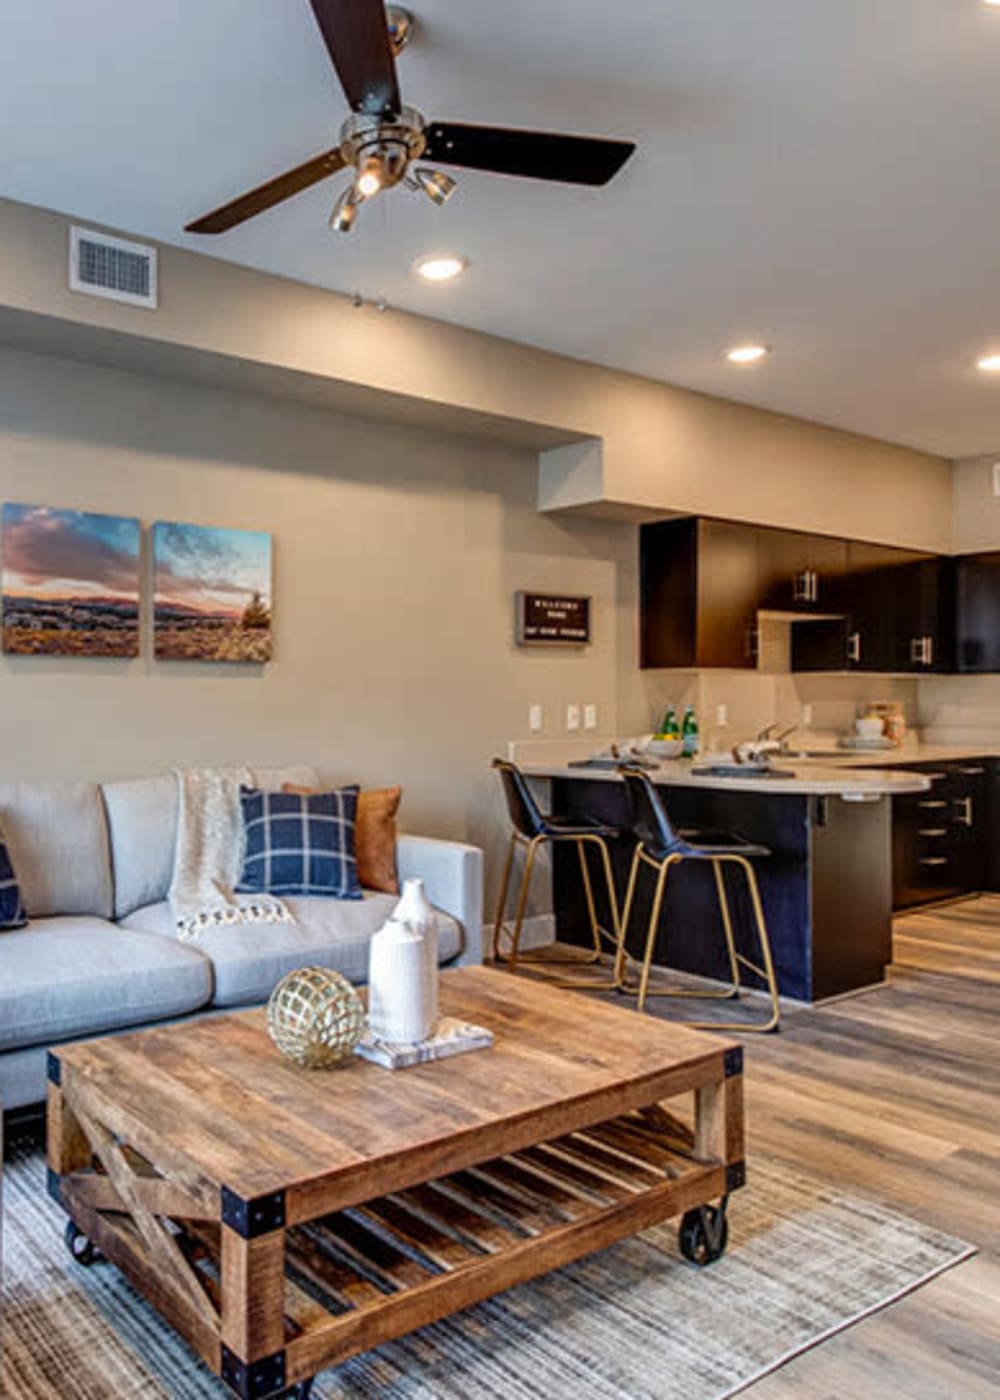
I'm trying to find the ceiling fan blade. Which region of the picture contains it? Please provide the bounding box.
[423,123,635,186]
[308,0,401,115]
[184,148,348,234]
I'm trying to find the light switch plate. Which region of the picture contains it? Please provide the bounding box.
[993,461,1000,497]
[802,703,814,725]
[716,703,729,726]
[584,703,598,730]
[528,704,543,733]
[566,704,581,731]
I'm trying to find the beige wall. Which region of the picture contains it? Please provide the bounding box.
[0,196,954,549]
[952,453,1000,554]
[0,345,641,909]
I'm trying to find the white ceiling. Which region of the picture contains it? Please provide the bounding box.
[2,0,1000,458]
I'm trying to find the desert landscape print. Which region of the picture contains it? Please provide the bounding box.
[153,520,272,662]
[2,504,141,657]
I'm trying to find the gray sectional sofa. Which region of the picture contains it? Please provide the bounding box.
[0,765,483,1111]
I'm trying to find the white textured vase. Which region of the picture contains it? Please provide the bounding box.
[368,916,433,1044]
[393,877,439,1035]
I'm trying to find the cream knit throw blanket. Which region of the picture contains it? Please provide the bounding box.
[169,766,292,941]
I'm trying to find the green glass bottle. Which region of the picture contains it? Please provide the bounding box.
[681,704,700,757]
[660,705,679,740]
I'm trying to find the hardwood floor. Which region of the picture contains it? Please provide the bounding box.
[894,893,1000,984]
[503,905,1000,1398]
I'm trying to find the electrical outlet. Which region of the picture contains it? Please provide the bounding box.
[802,703,814,726]
[584,703,598,730]
[566,704,581,732]
[716,703,729,727]
[528,704,543,733]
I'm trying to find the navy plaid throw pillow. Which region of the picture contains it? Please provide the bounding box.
[235,786,363,899]
[0,824,27,929]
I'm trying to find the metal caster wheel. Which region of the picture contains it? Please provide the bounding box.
[678,1203,729,1266]
[64,1220,102,1267]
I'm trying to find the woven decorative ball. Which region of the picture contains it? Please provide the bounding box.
[266,966,365,1069]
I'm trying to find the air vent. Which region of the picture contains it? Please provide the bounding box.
[69,226,158,309]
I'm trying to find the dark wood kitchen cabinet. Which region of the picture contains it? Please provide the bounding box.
[641,517,761,668]
[756,527,847,613]
[955,551,1000,672]
[891,759,992,910]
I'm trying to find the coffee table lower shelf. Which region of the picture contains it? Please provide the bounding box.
[52,1105,742,1399]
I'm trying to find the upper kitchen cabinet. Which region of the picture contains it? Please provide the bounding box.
[756,528,847,614]
[641,518,761,669]
[955,551,1000,672]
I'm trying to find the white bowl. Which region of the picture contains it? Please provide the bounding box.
[646,738,684,759]
[855,717,885,740]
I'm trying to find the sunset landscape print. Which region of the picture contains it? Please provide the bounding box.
[153,521,272,662]
[2,504,141,656]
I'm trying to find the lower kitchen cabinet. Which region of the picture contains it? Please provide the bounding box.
[891,759,993,910]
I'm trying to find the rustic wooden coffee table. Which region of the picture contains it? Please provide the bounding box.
[47,966,744,1399]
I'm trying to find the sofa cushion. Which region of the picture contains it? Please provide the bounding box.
[0,823,27,929]
[120,893,463,1007]
[102,766,321,919]
[236,786,362,899]
[0,781,113,919]
[0,916,212,1052]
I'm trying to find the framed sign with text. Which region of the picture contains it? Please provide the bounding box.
[515,591,591,646]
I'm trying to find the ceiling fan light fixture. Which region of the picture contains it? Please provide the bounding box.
[413,167,457,206]
[329,184,361,234]
[414,253,467,283]
[976,352,1000,372]
[356,163,383,200]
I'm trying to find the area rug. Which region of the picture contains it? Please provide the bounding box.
[1,1148,974,1400]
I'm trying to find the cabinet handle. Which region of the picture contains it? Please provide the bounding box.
[925,635,934,667]
[810,569,819,603]
[918,800,947,808]
[958,766,986,775]
[918,828,947,836]
[794,570,811,602]
[745,626,759,661]
[910,637,925,665]
[847,631,861,663]
[919,856,949,866]
[954,796,974,827]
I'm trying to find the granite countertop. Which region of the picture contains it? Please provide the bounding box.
[523,759,931,796]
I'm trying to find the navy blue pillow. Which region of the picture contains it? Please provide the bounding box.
[235,786,363,899]
[0,826,27,929]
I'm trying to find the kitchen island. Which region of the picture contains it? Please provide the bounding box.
[522,759,930,1003]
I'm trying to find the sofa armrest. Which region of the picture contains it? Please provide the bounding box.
[396,833,484,966]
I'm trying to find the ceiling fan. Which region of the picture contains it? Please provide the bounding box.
[185,0,636,236]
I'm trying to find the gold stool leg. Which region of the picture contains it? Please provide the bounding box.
[686,855,781,1033]
[637,856,673,1013]
[712,858,742,997]
[590,833,624,964]
[491,831,518,962]
[615,844,643,988]
[506,836,542,971]
[574,838,604,966]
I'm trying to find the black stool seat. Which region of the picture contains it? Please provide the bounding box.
[658,828,771,861]
[540,813,619,839]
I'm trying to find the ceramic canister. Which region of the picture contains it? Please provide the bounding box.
[367,915,433,1044]
[392,877,439,1033]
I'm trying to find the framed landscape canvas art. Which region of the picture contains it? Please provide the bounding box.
[1,504,141,657]
[153,521,273,662]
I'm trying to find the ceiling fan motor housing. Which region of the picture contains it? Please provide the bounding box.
[340,107,426,188]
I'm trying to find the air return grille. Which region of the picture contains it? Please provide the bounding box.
[69,226,158,309]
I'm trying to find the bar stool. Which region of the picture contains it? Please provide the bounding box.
[491,758,621,984]
[614,766,781,1032]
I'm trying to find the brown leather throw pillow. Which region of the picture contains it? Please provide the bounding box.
[283,783,402,895]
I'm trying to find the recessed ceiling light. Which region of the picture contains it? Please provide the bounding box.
[725,344,769,365]
[413,254,467,284]
[977,352,1000,372]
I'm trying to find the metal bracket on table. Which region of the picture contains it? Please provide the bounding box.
[221,1186,286,1238]
[46,1051,62,1086]
[726,1160,747,1192]
[724,1046,744,1078]
[220,1345,286,1399]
